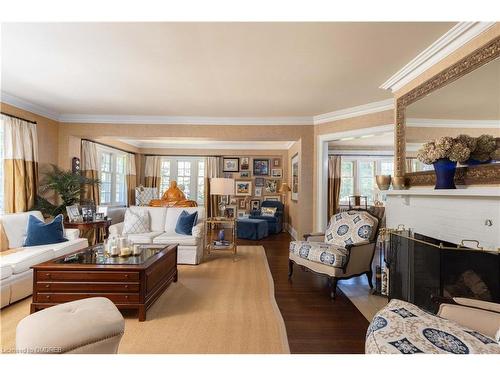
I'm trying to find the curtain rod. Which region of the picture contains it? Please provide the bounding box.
[81,139,136,155]
[1,112,37,124]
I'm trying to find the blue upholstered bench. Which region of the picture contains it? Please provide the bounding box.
[237,218,269,240]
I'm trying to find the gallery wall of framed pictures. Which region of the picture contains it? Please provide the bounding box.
[221,155,284,216]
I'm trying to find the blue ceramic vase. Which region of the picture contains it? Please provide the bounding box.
[433,158,457,189]
[218,229,225,241]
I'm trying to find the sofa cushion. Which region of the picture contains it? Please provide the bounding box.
[0,211,44,249]
[175,210,198,235]
[129,206,167,232]
[324,210,377,248]
[0,263,12,280]
[125,231,164,244]
[24,214,68,247]
[164,207,205,235]
[153,233,199,246]
[45,238,88,258]
[289,240,349,268]
[0,247,55,274]
[123,208,150,234]
[366,299,500,354]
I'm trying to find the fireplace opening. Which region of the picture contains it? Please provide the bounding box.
[387,231,499,313]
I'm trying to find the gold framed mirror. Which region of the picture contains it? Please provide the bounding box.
[394,36,500,186]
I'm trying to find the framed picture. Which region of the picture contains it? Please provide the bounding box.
[291,153,299,201]
[265,196,280,202]
[66,204,82,222]
[237,210,247,219]
[265,179,280,194]
[240,171,250,178]
[224,172,233,178]
[225,205,236,218]
[254,187,262,197]
[271,168,282,178]
[223,157,240,172]
[235,180,252,196]
[240,157,250,170]
[253,159,269,176]
[255,177,265,187]
[221,196,229,205]
[229,197,237,205]
[272,158,281,168]
[238,198,247,209]
[250,199,261,211]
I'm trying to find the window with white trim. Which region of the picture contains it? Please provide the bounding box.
[159,157,205,206]
[338,156,394,205]
[97,145,127,206]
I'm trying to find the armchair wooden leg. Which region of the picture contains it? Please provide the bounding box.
[288,259,294,279]
[366,270,374,289]
[330,277,338,299]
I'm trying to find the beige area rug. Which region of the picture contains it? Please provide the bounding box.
[0,246,289,354]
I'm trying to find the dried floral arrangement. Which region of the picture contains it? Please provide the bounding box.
[417,134,499,165]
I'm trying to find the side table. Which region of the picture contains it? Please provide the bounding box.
[64,219,112,245]
[204,217,237,256]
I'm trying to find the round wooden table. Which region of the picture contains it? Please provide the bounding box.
[64,219,112,245]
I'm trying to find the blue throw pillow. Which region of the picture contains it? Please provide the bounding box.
[24,214,68,247]
[175,210,198,235]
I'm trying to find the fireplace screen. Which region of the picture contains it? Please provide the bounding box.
[387,231,499,313]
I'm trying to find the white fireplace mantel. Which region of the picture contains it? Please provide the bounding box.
[385,187,500,198]
[384,187,500,250]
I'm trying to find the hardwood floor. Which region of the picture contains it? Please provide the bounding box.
[237,231,370,354]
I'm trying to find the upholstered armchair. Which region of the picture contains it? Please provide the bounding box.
[249,201,284,234]
[288,210,379,299]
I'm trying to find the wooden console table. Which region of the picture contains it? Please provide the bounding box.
[64,219,112,245]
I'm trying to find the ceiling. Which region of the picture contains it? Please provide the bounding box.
[1,22,455,117]
[407,57,500,120]
[328,132,394,149]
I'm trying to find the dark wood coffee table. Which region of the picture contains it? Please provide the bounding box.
[31,244,177,321]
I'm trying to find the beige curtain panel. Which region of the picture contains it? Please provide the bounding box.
[126,153,137,206]
[205,156,222,219]
[144,156,161,189]
[2,114,39,213]
[327,155,342,219]
[81,140,100,205]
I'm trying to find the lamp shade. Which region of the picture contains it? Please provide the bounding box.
[279,182,291,194]
[210,178,235,195]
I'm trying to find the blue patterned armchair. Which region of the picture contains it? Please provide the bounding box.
[288,210,379,299]
[249,200,284,234]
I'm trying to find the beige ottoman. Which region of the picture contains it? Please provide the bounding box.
[16,297,125,354]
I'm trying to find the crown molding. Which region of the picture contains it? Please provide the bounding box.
[58,114,313,126]
[407,118,500,129]
[380,22,496,93]
[1,91,60,121]
[119,139,296,150]
[312,99,394,125]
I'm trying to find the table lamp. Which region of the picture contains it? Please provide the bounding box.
[210,178,235,218]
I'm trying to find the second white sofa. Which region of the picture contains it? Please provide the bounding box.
[0,211,89,308]
[108,206,205,265]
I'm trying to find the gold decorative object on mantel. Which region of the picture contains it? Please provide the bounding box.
[393,36,500,186]
[149,181,198,207]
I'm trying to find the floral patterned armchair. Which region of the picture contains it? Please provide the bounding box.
[288,210,379,299]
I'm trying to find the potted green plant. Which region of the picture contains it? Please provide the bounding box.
[34,164,100,218]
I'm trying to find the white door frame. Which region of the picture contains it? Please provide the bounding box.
[315,124,394,232]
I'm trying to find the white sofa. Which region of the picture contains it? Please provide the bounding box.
[108,206,205,265]
[0,211,89,308]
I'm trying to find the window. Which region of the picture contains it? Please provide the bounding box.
[97,146,127,206]
[159,157,205,206]
[0,121,4,213]
[339,157,394,205]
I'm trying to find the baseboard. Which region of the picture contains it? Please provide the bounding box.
[285,223,297,240]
